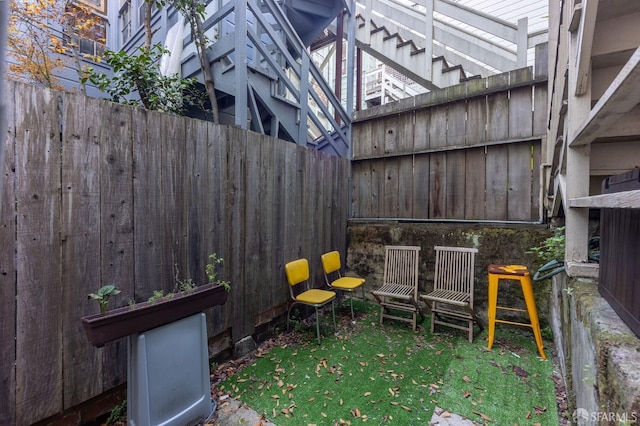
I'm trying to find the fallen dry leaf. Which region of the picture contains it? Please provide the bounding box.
[472,411,493,422]
[462,376,471,383]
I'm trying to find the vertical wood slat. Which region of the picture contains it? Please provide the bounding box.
[485,145,509,220]
[412,154,430,219]
[508,142,534,221]
[185,118,209,285]
[0,81,17,426]
[134,109,161,301]
[445,150,466,219]
[227,127,248,342]
[447,101,466,147]
[398,156,414,218]
[245,134,262,325]
[508,86,533,139]
[161,113,187,292]
[383,159,399,218]
[414,109,430,151]
[15,85,63,424]
[100,102,135,390]
[61,93,102,407]
[206,124,230,337]
[464,147,486,220]
[429,153,446,218]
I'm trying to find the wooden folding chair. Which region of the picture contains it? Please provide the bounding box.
[420,246,484,342]
[372,245,424,331]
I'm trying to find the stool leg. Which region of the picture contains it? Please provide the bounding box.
[487,273,499,350]
[520,277,547,360]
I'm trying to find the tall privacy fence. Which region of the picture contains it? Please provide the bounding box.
[0,82,349,425]
[351,61,548,222]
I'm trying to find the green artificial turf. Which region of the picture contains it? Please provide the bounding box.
[218,301,558,425]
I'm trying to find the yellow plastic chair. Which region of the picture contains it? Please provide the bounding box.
[321,251,366,320]
[285,258,337,344]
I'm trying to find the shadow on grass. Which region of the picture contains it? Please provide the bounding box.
[217,301,559,425]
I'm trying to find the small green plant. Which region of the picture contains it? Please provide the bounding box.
[206,253,231,291]
[81,44,207,115]
[528,226,567,281]
[88,284,121,315]
[529,226,565,263]
[106,400,127,425]
[174,263,197,293]
[148,290,165,304]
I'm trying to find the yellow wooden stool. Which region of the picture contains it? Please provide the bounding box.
[487,264,546,360]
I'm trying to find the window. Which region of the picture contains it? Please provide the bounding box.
[64,5,107,58]
[120,0,132,45]
[137,0,157,29]
[77,0,107,14]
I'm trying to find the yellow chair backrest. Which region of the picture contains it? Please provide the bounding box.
[321,251,341,275]
[285,258,310,287]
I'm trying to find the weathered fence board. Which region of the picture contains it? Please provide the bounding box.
[464,147,486,220]
[134,108,162,306]
[485,145,509,219]
[15,84,63,424]
[413,154,430,218]
[467,97,487,145]
[3,82,349,425]
[0,82,17,426]
[487,92,510,142]
[446,150,466,219]
[509,86,533,139]
[429,152,447,218]
[61,92,103,407]
[507,142,534,220]
[352,73,545,222]
[448,101,467,146]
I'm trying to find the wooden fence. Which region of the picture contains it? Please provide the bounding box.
[0,82,350,425]
[351,67,547,222]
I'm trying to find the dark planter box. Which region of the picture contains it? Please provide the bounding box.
[81,284,229,347]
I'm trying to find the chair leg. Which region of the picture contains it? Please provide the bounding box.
[430,303,436,333]
[331,300,336,331]
[287,305,293,331]
[348,292,355,320]
[314,306,321,345]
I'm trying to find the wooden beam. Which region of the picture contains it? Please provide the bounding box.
[575,0,598,96]
[568,189,640,208]
[569,47,640,146]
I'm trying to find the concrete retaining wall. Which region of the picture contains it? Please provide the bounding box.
[550,274,640,424]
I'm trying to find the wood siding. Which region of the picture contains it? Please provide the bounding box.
[0,82,349,425]
[352,70,546,222]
